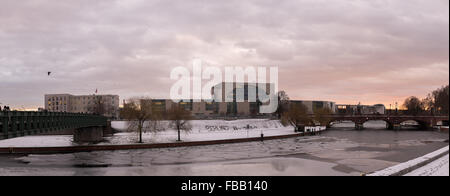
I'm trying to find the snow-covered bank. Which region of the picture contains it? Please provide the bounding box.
[368,146,449,176]
[404,154,449,176]
[111,119,286,132]
[0,135,74,148]
[106,120,323,145]
[0,119,306,147]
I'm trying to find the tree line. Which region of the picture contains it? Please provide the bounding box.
[276,91,333,132]
[117,84,449,142]
[120,98,192,143]
[402,85,449,115]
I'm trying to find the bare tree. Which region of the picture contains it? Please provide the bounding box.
[120,98,161,143]
[405,85,449,116]
[167,103,193,141]
[403,96,424,115]
[276,91,290,118]
[314,107,333,127]
[281,103,313,132]
[422,94,434,113]
[432,85,449,115]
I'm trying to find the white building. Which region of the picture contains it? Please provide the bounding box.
[45,94,120,119]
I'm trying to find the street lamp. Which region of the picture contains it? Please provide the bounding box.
[395,102,398,114]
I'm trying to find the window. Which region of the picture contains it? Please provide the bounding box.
[313,101,324,110]
[206,102,217,111]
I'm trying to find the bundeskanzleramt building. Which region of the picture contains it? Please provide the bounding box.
[44,94,120,119]
[137,82,336,119]
[144,99,337,119]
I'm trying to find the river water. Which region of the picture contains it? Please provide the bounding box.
[0,121,448,176]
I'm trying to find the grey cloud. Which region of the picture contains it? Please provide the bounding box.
[0,0,448,109]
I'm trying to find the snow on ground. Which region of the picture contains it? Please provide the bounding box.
[0,119,302,147]
[105,119,322,145]
[112,119,285,132]
[368,146,449,176]
[0,135,74,148]
[405,154,449,176]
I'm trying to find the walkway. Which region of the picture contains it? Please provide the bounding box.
[405,154,449,176]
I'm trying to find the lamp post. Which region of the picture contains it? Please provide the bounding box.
[395,102,398,114]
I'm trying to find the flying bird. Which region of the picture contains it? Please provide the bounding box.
[47,72,51,76]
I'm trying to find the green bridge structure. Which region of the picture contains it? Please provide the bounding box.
[0,111,109,142]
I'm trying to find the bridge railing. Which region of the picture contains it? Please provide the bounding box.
[320,114,449,118]
[0,111,108,140]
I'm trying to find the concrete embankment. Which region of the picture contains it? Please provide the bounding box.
[0,131,322,155]
[368,145,449,176]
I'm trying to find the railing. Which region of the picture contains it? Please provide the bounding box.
[319,114,449,118]
[0,111,108,140]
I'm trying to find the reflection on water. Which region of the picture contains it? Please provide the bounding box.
[0,121,448,176]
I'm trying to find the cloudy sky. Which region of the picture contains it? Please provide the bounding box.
[0,0,448,110]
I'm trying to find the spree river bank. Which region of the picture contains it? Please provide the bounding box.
[0,121,448,176]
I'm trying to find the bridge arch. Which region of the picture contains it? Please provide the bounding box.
[328,114,448,131]
[399,119,430,130]
[436,120,449,126]
[363,120,390,130]
[329,120,356,129]
[330,117,392,130]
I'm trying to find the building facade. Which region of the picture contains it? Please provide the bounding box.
[211,82,276,117]
[45,94,120,119]
[134,82,336,119]
[290,100,337,114]
[336,104,386,115]
[141,99,336,119]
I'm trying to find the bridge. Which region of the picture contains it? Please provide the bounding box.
[1,111,448,142]
[0,111,109,142]
[328,114,449,130]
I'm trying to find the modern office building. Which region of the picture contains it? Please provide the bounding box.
[142,99,336,118]
[45,94,120,119]
[211,82,276,117]
[131,82,336,119]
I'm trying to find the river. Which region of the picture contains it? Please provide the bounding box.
[0,121,448,176]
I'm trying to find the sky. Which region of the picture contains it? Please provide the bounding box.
[0,0,449,110]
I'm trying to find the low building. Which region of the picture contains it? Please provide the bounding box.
[336,104,386,115]
[45,94,120,119]
[373,104,386,114]
[119,82,337,119]
[132,82,336,118]
[290,100,337,114]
